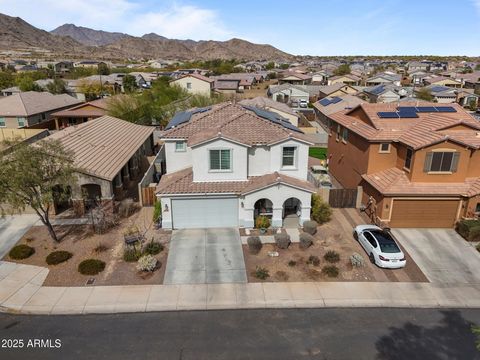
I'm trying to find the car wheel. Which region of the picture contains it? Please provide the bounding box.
[369,253,376,265]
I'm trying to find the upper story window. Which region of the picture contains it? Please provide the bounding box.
[404,148,413,170]
[186,82,192,89]
[0,117,5,127]
[336,124,341,141]
[17,117,26,127]
[342,127,348,143]
[424,151,459,173]
[175,141,186,152]
[379,143,390,153]
[282,146,296,167]
[209,149,231,171]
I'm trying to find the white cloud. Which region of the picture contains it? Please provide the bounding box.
[0,0,232,40]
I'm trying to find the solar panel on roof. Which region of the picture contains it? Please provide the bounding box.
[330,97,342,104]
[397,111,418,118]
[435,106,457,113]
[397,106,417,112]
[415,106,437,112]
[319,98,331,106]
[377,112,399,118]
[165,111,192,129]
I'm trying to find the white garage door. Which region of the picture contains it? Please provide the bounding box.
[171,198,238,229]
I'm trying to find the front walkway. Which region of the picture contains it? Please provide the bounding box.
[1,261,480,315]
[164,228,247,285]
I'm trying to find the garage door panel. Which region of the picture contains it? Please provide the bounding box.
[171,198,238,229]
[390,199,459,228]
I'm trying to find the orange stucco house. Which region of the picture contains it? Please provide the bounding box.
[326,102,480,228]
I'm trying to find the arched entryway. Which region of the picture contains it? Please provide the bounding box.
[283,197,301,228]
[254,198,273,219]
[52,185,72,214]
[81,184,102,210]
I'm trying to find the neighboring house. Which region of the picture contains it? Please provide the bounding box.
[363,84,412,103]
[365,72,401,87]
[313,94,364,129]
[409,70,429,85]
[407,61,430,72]
[327,102,480,228]
[74,60,108,69]
[239,96,300,127]
[0,128,49,153]
[46,116,154,216]
[311,70,332,85]
[50,98,109,129]
[327,74,361,86]
[424,76,462,88]
[54,61,74,74]
[318,83,358,99]
[170,73,214,97]
[0,92,82,129]
[268,84,310,104]
[156,103,315,229]
[278,72,312,85]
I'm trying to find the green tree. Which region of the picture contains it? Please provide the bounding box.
[16,77,42,92]
[473,325,480,350]
[310,193,332,224]
[333,64,351,76]
[0,140,77,242]
[97,63,110,75]
[123,74,138,93]
[0,71,14,90]
[475,64,480,71]
[265,62,275,70]
[46,78,68,94]
[469,99,478,111]
[280,63,290,70]
[416,87,434,101]
[79,80,113,101]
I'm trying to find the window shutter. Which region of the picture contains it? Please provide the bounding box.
[424,152,433,172]
[451,152,460,172]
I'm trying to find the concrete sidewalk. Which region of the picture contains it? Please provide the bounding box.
[1,261,479,315]
[0,214,39,258]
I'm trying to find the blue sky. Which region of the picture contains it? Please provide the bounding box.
[1,0,479,56]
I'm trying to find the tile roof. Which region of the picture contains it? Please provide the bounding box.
[0,92,82,117]
[46,115,153,181]
[313,94,364,116]
[156,167,315,195]
[239,96,297,116]
[362,167,480,197]
[162,103,312,146]
[329,102,480,149]
[50,99,108,118]
[171,73,214,83]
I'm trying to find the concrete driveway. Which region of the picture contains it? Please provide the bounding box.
[0,214,39,258]
[164,228,247,285]
[392,228,480,284]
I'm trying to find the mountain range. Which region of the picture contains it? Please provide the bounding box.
[0,13,293,61]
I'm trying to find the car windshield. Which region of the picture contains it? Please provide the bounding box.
[370,230,401,253]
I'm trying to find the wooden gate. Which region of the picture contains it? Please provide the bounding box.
[140,186,156,207]
[328,188,358,208]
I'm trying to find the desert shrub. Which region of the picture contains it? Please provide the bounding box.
[307,255,320,266]
[322,265,339,278]
[350,252,366,267]
[9,244,35,260]
[153,200,162,223]
[274,233,291,249]
[143,241,164,255]
[94,243,109,253]
[303,220,318,235]
[468,226,480,242]
[25,237,35,243]
[78,259,105,275]
[247,236,262,254]
[324,250,340,263]
[255,215,271,229]
[123,247,142,262]
[307,269,321,280]
[275,270,289,281]
[299,232,314,249]
[288,260,297,267]
[45,251,72,265]
[254,266,270,280]
[456,219,480,241]
[136,254,158,272]
[311,194,332,224]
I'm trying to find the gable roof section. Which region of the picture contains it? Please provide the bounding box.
[0,92,82,117]
[46,115,153,181]
[171,73,214,83]
[50,98,108,118]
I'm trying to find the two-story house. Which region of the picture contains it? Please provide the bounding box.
[327,102,480,228]
[170,73,214,97]
[156,103,315,229]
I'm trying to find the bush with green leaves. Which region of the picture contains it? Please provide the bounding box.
[456,219,480,241]
[303,220,318,235]
[9,244,35,260]
[255,215,270,229]
[136,254,158,272]
[324,250,340,263]
[123,247,142,262]
[350,252,366,267]
[254,266,270,280]
[46,251,73,265]
[310,194,332,224]
[307,255,320,266]
[274,233,291,249]
[78,259,105,275]
[322,265,339,278]
[468,226,480,242]
[247,236,262,254]
[299,232,314,249]
[153,200,162,223]
[143,241,164,255]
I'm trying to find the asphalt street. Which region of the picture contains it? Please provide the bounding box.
[0,308,479,360]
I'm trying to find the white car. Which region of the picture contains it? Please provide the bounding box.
[353,225,406,269]
[299,99,308,108]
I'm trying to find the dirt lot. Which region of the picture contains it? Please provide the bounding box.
[244,208,428,283]
[3,208,171,286]
[238,79,278,99]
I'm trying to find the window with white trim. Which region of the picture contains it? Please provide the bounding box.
[282,146,296,167]
[209,149,231,171]
[404,148,413,170]
[175,141,186,152]
[17,117,26,127]
[0,117,5,127]
[379,143,390,153]
[424,151,459,173]
[186,82,192,89]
